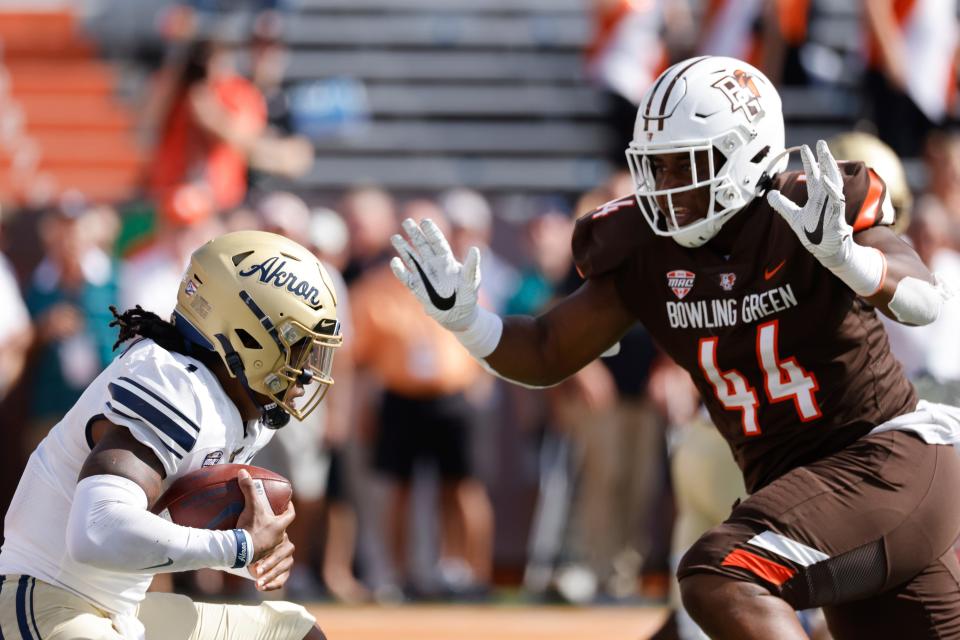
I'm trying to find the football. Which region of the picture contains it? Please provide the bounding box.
[151,464,292,530]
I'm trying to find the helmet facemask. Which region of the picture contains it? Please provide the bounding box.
[626,56,787,248]
[264,317,342,421]
[626,133,752,248]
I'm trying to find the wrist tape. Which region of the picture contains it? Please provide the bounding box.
[452,307,503,359]
[821,237,887,297]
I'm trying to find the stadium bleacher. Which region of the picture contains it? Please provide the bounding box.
[0,8,143,204]
[0,0,902,201]
[276,0,873,195]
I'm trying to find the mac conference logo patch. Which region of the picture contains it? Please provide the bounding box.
[666,270,696,299]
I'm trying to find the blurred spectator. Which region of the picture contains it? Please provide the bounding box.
[518,189,666,604]
[0,211,31,403]
[917,131,960,250]
[863,0,959,157]
[256,190,310,238]
[882,196,960,403]
[302,206,371,604]
[85,204,123,255]
[351,200,493,600]
[119,184,225,318]
[247,11,316,187]
[695,0,781,73]
[570,181,667,602]
[309,207,351,273]
[0,209,32,540]
[513,201,616,601]
[647,362,743,640]
[686,0,819,87]
[440,188,518,315]
[585,0,693,163]
[506,202,575,317]
[250,10,293,132]
[770,0,815,86]
[222,203,261,233]
[341,185,398,284]
[252,191,363,600]
[148,37,267,211]
[24,194,117,446]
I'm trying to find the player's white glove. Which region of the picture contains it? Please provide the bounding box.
[767,139,887,297]
[766,140,851,269]
[390,218,481,332]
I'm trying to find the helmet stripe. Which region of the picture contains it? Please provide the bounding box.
[656,55,710,130]
[642,64,673,132]
[239,290,285,352]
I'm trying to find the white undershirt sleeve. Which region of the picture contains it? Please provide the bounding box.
[888,273,954,326]
[66,474,253,574]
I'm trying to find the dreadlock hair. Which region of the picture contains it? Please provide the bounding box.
[109,305,193,355]
[109,305,226,374]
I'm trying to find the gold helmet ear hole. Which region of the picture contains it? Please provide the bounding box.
[234,328,263,349]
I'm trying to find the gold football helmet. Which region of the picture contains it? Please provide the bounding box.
[827,131,913,234]
[173,230,341,422]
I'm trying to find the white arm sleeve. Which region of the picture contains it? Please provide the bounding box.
[66,474,253,574]
[888,274,954,326]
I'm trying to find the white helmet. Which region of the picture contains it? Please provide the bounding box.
[173,230,341,424]
[626,56,786,247]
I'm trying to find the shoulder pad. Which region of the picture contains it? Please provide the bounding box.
[102,342,205,476]
[572,195,647,279]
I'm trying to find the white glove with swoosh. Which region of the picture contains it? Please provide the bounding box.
[390,218,481,332]
[766,139,886,297]
[766,140,852,268]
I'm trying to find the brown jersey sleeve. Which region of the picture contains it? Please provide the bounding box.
[774,161,894,231]
[571,195,647,279]
[839,160,894,231]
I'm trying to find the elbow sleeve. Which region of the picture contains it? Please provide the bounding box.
[888,275,953,326]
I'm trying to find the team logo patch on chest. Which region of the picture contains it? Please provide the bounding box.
[719,273,737,291]
[666,270,696,300]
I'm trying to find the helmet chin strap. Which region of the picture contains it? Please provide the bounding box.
[213,333,291,429]
[754,145,803,197]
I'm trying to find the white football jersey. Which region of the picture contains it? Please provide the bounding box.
[0,339,274,615]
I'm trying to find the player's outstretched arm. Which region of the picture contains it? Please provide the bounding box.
[484,274,635,386]
[853,225,950,325]
[768,140,950,325]
[391,218,634,387]
[65,421,258,575]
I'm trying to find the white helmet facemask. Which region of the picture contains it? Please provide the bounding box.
[626,56,787,248]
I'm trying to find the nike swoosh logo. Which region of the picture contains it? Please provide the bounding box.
[138,557,174,570]
[764,260,786,280]
[803,198,828,245]
[408,253,456,311]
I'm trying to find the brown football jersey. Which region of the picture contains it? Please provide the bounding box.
[574,162,917,492]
